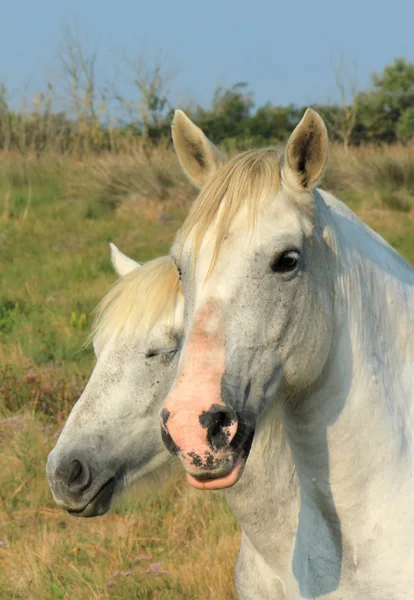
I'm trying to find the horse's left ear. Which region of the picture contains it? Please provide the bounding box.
[109,243,140,276]
[283,108,328,191]
[172,110,226,188]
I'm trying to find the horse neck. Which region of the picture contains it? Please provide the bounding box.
[285,191,414,515]
[224,400,299,569]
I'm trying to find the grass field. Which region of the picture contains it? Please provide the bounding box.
[0,145,413,599]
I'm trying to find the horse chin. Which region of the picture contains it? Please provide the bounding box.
[185,429,255,491]
[67,477,117,518]
[186,455,246,490]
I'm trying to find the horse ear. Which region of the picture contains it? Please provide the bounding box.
[109,243,140,276]
[283,108,328,191]
[172,109,226,188]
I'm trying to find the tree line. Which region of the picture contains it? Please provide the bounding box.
[189,58,414,151]
[1,54,414,155]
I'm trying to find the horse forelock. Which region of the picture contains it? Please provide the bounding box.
[175,148,282,277]
[90,255,182,347]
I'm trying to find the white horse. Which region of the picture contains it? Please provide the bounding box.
[46,244,300,599]
[161,108,414,598]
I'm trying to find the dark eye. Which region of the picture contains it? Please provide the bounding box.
[271,250,300,273]
[145,349,177,362]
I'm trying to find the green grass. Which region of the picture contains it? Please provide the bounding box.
[0,164,186,395]
[0,149,413,599]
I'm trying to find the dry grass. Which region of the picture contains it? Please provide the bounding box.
[0,146,196,229]
[323,142,414,213]
[69,139,414,216]
[70,145,195,215]
[0,415,239,600]
[1,139,414,225]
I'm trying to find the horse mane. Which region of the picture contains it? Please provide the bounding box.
[176,148,281,274]
[90,255,181,346]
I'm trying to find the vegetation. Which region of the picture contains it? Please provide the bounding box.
[2,29,414,155]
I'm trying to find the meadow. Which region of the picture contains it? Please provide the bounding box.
[0,141,413,599]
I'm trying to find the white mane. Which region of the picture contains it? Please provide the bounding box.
[90,255,182,346]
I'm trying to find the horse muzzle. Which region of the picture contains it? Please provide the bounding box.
[46,448,119,517]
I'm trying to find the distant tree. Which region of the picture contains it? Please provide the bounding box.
[57,23,105,153]
[354,58,414,144]
[323,58,359,152]
[58,24,98,121]
[396,107,414,144]
[109,52,176,147]
[194,83,254,143]
[0,83,12,150]
[311,104,343,144]
[248,103,299,143]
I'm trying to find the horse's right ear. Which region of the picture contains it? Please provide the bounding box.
[109,243,140,276]
[172,110,226,188]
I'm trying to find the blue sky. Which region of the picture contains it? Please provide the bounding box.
[1,0,413,111]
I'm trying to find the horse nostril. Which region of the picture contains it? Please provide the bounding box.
[200,405,238,451]
[68,460,82,485]
[63,458,91,493]
[210,411,232,437]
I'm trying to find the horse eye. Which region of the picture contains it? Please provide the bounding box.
[161,349,178,365]
[145,349,177,360]
[271,250,300,273]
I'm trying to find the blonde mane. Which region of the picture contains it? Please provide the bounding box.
[90,256,181,346]
[176,148,281,273]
